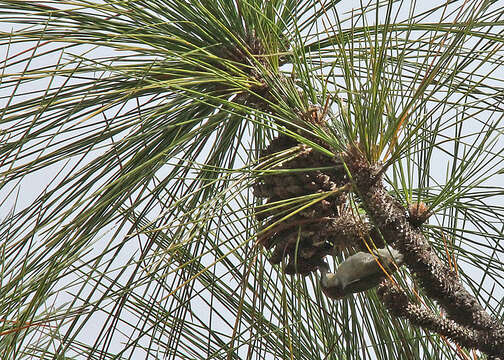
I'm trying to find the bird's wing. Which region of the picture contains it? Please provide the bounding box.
[343,272,389,294]
[337,252,387,292]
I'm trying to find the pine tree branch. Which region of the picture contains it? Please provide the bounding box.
[378,281,504,358]
[343,147,504,356]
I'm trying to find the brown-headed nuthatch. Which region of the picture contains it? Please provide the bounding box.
[319,246,404,299]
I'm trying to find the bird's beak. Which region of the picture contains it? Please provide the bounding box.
[318,260,330,275]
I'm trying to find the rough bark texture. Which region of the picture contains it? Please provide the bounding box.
[379,281,504,357]
[344,147,504,357]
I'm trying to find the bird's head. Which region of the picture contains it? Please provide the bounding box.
[318,262,345,299]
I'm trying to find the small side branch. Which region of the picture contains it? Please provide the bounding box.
[344,148,504,356]
[378,281,504,358]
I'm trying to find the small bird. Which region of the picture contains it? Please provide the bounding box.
[319,246,404,299]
